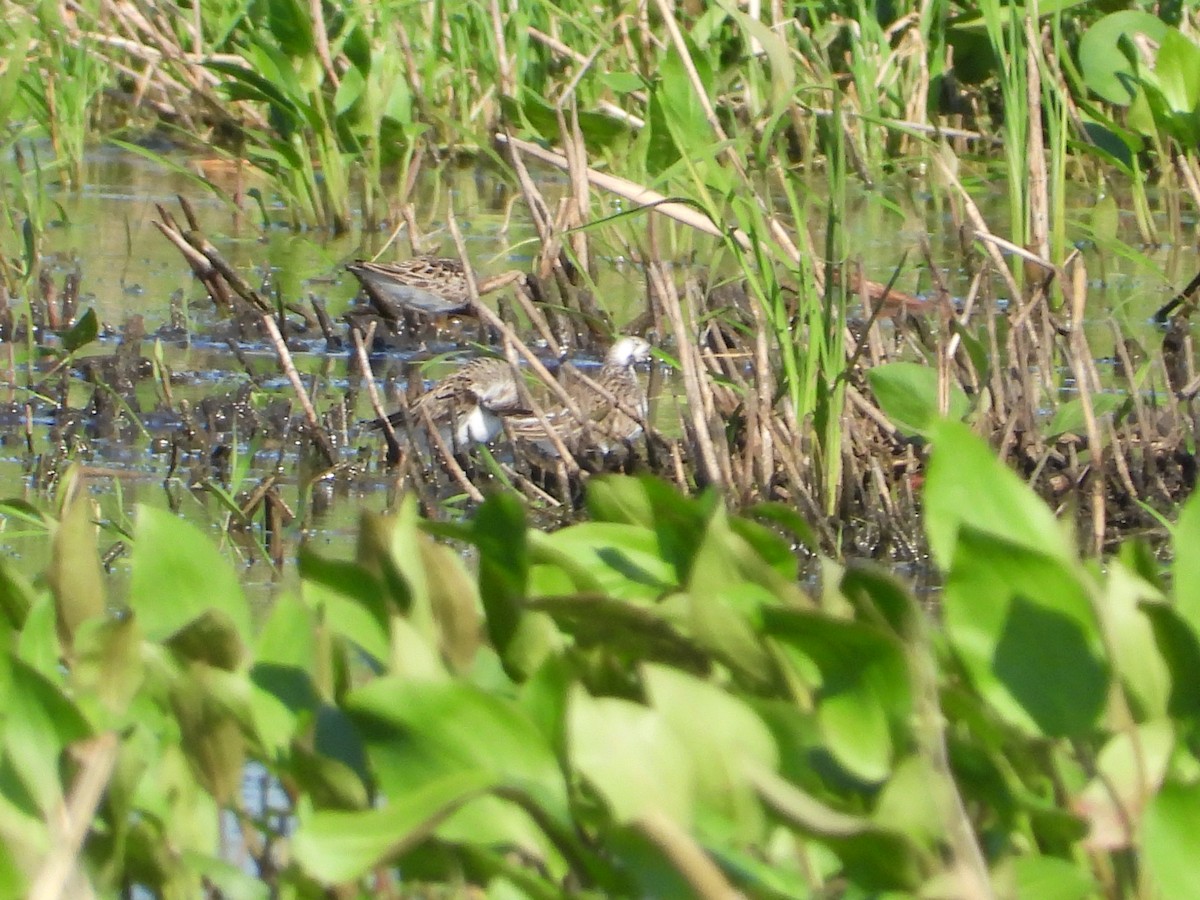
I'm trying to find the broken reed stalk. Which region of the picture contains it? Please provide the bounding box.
[259,313,337,468]
[29,733,119,900]
[350,323,401,451]
[417,403,486,504]
[645,247,726,487]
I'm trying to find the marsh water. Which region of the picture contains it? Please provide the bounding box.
[0,145,1189,598]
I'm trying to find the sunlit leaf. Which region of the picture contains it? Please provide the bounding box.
[867,361,971,437]
[569,686,693,825]
[294,771,496,884]
[1173,487,1200,634]
[1144,780,1200,900]
[925,420,1072,569]
[1077,12,1167,106]
[945,528,1108,737]
[643,665,776,841]
[47,488,103,648]
[129,506,250,662]
[349,679,570,824]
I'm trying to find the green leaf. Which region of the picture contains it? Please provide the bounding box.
[61,307,98,353]
[169,664,246,805]
[72,613,143,715]
[925,420,1071,570]
[180,852,269,900]
[299,550,389,664]
[1046,393,1124,438]
[1103,563,1169,720]
[1154,28,1200,119]
[419,535,482,673]
[473,492,530,663]
[748,764,922,890]
[533,523,676,601]
[129,506,250,662]
[569,686,693,825]
[1173,487,1200,635]
[293,771,496,884]
[586,475,656,528]
[3,657,91,815]
[944,528,1108,737]
[1009,856,1095,900]
[1141,600,1200,719]
[867,361,970,437]
[764,608,910,782]
[47,488,104,648]
[643,665,777,841]
[1077,12,1168,106]
[348,679,570,824]
[1144,780,1200,900]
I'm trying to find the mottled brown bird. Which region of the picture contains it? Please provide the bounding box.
[347,257,522,319]
[369,356,526,449]
[509,336,652,453]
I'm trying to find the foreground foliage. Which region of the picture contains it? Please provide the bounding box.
[0,421,1198,897]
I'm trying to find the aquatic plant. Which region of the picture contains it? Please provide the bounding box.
[1,425,1198,896]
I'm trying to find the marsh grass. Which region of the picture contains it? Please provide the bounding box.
[0,0,1196,550]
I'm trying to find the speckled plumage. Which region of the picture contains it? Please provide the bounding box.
[510,336,652,453]
[371,356,525,448]
[347,257,524,321]
[347,257,474,318]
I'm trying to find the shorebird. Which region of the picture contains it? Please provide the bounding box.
[510,335,652,453]
[347,257,524,320]
[368,356,526,450]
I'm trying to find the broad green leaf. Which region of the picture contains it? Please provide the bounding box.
[586,475,656,528]
[61,307,98,352]
[473,492,535,672]
[72,613,143,716]
[1144,780,1200,900]
[294,771,496,884]
[299,552,389,664]
[1141,600,1200,719]
[867,361,970,437]
[525,594,710,673]
[715,0,795,114]
[925,421,1071,569]
[1155,28,1200,119]
[1077,12,1167,105]
[419,536,482,673]
[170,665,246,805]
[944,528,1108,737]
[0,556,37,630]
[3,657,91,815]
[643,665,777,841]
[1173,487,1200,634]
[47,489,103,648]
[688,502,808,604]
[1046,393,1124,438]
[180,852,269,900]
[533,523,676,601]
[1102,562,1169,719]
[569,686,693,825]
[748,764,922,890]
[1004,856,1095,900]
[764,608,910,782]
[349,679,569,824]
[129,506,250,661]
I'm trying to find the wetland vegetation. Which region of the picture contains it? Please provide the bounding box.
[1,0,1200,897]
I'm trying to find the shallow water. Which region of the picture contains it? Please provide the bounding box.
[0,144,1189,598]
